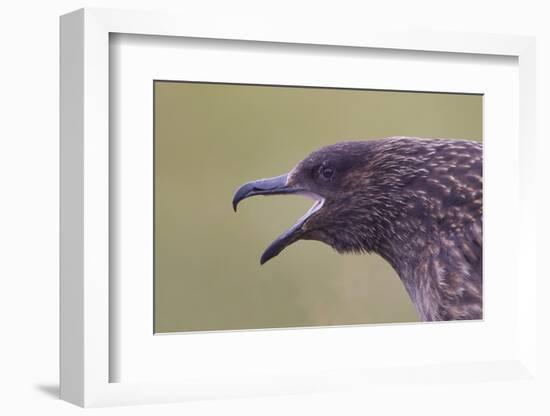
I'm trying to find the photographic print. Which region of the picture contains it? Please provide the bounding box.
[154,81,482,333]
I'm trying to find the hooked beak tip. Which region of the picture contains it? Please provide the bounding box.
[259,253,268,265]
[259,251,273,265]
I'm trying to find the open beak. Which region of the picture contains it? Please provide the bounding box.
[232,174,324,264]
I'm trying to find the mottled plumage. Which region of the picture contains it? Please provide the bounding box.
[233,137,482,321]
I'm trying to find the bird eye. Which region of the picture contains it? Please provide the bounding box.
[319,166,334,180]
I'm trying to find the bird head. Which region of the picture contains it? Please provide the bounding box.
[232,140,411,264]
[232,137,483,321]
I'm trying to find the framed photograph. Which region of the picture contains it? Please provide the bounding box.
[60,8,538,407]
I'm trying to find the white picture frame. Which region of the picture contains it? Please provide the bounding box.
[60,7,538,408]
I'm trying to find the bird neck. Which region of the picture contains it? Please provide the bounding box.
[375,231,445,321]
[375,233,482,322]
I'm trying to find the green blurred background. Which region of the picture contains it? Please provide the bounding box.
[154,81,482,333]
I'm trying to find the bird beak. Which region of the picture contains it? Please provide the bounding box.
[232,174,324,265]
[232,174,296,212]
